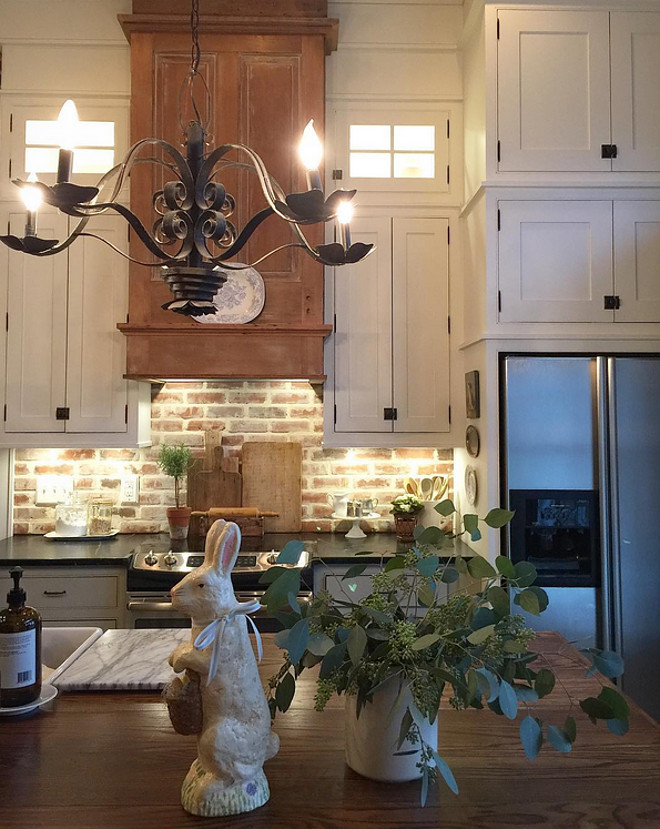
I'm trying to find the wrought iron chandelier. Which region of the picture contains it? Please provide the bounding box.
[0,0,372,316]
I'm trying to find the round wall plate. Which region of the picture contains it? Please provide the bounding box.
[465,425,480,458]
[465,465,478,506]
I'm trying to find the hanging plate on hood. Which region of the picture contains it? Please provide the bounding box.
[193,264,265,324]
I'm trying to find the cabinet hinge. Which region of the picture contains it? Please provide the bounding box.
[497,140,501,163]
[8,158,11,178]
[446,165,450,185]
[333,313,337,333]
[5,312,8,332]
[384,407,398,421]
[447,315,451,335]
[604,295,621,310]
[497,209,501,231]
[56,407,70,421]
[447,224,450,245]
[601,144,618,159]
[3,405,6,423]
[448,405,451,424]
[497,17,500,39]
[332,169,343,180]
[126,313,129,324]
[125,403,129,424]
[333,404,337,424]
[498,290,502,313]
[446,119,450,139]
[9,113,13,132]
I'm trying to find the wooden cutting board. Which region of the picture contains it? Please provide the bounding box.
[187,434,242,512]
[241,442,302,532]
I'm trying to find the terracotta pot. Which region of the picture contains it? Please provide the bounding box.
[345,677,437,782]
[393,514,418,542]
[167,506,192,540]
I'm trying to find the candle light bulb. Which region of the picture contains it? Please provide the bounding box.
[57,99,79,151]
[336,201,353,226]
[21,173,42,213]
[299,120,322,171]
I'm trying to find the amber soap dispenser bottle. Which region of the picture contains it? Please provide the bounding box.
[0,567,42,707]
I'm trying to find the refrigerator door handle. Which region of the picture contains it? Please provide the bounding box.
[596,357,614,653]
[605,358,623,662]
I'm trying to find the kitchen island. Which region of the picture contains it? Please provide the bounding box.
[1,633,658,828]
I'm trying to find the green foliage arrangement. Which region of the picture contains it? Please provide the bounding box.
[157,443,194,508]
[262,499,628,805]
[390,494,424,515]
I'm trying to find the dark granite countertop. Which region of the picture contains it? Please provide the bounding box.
[0,531,473,567]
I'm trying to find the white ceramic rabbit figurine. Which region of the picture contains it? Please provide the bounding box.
[166,519,279,817]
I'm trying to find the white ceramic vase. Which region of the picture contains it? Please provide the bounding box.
[344,678,437,782]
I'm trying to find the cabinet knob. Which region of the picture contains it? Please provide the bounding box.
[43,589,67,596]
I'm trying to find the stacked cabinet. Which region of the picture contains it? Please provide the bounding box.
[333,217,450,436]
[0,209,150,447]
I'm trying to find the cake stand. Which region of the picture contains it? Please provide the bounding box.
[331,512,380,539]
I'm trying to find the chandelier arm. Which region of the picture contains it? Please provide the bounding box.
[203,207,275,260]
[67,201,192,262]
[206,242,309,269]
[73,232,175,267]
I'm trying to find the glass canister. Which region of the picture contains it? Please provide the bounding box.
[55,502,88,537]
[87,499,114,536]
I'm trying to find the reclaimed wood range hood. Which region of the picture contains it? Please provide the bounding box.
[117,1,338,382]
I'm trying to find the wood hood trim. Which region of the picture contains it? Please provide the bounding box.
[118,14,339,53]
[118,323,332,382]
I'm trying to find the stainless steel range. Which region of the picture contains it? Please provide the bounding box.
[126,545,312,631]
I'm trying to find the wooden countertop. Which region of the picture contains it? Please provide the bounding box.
[1,632,658,828]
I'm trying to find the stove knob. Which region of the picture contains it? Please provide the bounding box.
[144,551,158,566]
[163,551,178,567]
[266,551,278,565]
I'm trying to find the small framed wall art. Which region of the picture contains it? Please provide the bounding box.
[465,370,480,419]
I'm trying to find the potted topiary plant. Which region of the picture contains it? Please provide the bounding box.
[262,500,628,804]
[390,494,424,541]
[157,442,194,540]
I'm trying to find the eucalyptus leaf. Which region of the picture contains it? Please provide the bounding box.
[495,555,516,579]
[484,508,515,528]
[288,592,302,616]
[591,650,625,679]
[464,513,482,542]
[416,526,445,546]
[471,607,496,630]
[342,564,368,580]
[384,555,406,572]
[513,561,537,588]
[514,685,539,703]
[420,767,429,807]
[579,696,614,721]
[416,555,440,578]
[498,679,518,720]
[527,585,549,613]
[475,667,500,703]
[434,499,456,516]
[534,668,556,699]
[607,717,629,736]
[285,618,310,665]
[319,642,347,680]
[417,583,436,607]
[440,566,460,584]
[454,556,468,575]
[275,671,295,712]
[598,686,629,719]
[262,568,302,612]
[412,633,440,651]
[276,540,305,565]
[361,606,391,626]
[520,715,542,760]
[431,751,459,795]
[467,556,496,579]
[515,588,541,616]
[547,725,572,753]
[347,625,367,666]
[306,632,335,657]
[564,715,577,743]
[467,624,495,645]
[396,708,414,749]
[487,585,510,617]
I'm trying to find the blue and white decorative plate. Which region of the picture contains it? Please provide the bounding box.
[194,265,265,324]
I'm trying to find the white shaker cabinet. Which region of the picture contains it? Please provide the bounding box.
[0,207,150,446]
[497,10,660,174]
[330,216,452,444]
[498,199,660,324]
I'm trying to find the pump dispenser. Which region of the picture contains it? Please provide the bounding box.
[0,567,42,707]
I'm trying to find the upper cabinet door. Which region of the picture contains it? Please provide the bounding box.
[66,215,128,433]
[614,201,660,323]
[392,218,450,433]
[611,13,660,172]
[498,201,613,323]
[4,210,68,433]
[334,217,392,433]
[497,10,611,172]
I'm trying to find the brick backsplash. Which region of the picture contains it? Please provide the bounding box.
[12,381,452,535]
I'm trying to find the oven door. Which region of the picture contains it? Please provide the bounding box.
[126,591,310,631]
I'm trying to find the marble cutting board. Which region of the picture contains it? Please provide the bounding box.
[52,628,191,691]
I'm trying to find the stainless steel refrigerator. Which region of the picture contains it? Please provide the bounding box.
[502,355,660,722]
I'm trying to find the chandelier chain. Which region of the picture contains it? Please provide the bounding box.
[190,0,201,74]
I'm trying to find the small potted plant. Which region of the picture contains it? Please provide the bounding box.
[157,442,194,539]
[390,494,424,541]
[262,501,628,804]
